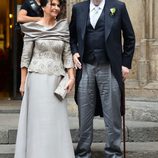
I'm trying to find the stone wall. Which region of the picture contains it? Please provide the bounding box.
[66,0,158,100]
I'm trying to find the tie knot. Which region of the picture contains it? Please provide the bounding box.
[94,6,100,13]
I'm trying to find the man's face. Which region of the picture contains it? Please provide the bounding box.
[92,0,103,6]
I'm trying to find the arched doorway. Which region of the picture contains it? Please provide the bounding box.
[0,0,14,99]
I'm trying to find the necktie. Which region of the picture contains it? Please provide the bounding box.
[90,6,100,29]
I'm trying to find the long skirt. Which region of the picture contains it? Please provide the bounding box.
[14,72,75,158]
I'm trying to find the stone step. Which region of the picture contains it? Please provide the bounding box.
[89,142,158,158]
[125,100,158,122]
[0,100,21,114]
[0,99,158,122]
[0,145,14,158]
[0,114,158,144]
[1,142,158,158]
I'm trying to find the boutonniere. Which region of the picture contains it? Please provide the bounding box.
[110,7,116,16]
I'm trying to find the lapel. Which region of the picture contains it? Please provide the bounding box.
[79,0,114,41]
[79,1,89,39]
[104,0,114,42]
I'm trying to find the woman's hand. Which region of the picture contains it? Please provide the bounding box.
[65,78,75,93]
[20,67,27,96]
[19,82,25,96]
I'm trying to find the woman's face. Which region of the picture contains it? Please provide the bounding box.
[44,0,61,18]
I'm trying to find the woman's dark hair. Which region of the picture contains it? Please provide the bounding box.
[40,0,66,19]
[40,0,49,7]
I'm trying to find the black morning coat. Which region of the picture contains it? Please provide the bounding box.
[69,0,135,116]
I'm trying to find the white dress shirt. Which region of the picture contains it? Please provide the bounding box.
[89,0,105,28]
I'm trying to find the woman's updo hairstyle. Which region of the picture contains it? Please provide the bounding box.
[40,0,66,20]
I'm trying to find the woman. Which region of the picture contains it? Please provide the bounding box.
[16,0,43,96]
[17,0,43,23]
[14,0,75,158]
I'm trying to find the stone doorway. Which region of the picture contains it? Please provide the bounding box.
[0,0,14,99]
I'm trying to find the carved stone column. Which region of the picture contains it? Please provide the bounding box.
[138,0,154,87]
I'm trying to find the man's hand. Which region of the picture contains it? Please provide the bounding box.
[122,66,130,81]
[73,53,82,69]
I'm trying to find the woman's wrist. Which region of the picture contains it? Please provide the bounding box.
[21,80,25,84]
[69,77,75,81]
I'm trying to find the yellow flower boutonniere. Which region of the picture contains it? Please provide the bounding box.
[110,7,116,16]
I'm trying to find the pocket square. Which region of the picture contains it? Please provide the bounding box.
[54,74,69,101]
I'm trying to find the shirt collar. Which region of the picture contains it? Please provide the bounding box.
[90,0,105,12]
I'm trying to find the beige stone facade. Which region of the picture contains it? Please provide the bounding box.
[66,0,158,100]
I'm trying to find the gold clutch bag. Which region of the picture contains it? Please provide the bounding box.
[54,74,69,101]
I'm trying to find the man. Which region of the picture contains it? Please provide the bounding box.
[69,0,135,157]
